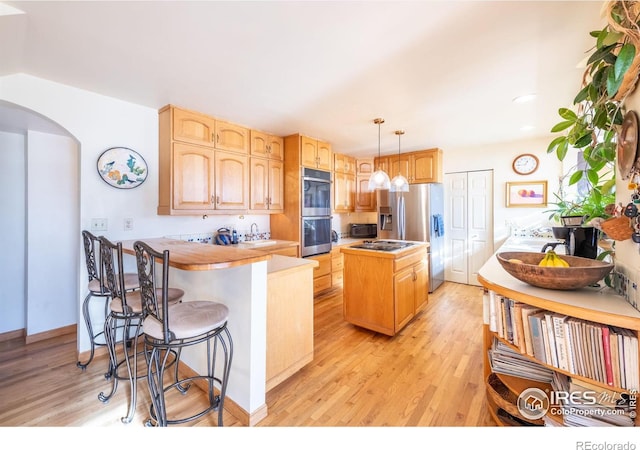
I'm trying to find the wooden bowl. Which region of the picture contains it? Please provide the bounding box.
[496,251,614,290]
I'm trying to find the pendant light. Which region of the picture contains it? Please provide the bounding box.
[367,118,391,191]
[390,130,409,192]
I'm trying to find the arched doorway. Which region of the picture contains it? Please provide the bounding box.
[0,101,80,343]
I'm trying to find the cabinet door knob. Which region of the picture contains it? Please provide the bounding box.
[210,195,215,204]
[216,195,220,204]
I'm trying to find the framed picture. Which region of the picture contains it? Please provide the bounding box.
[97,147,148,189]
[505,180,547,207]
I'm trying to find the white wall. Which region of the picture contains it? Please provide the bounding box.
[0,131,26,333]
[0,73,271,351]
[26,131,78,335]
[443,135,565,247]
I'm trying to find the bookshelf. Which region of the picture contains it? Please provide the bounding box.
[478,255,640,427]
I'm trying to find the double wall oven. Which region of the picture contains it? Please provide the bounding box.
[301,167,332,257]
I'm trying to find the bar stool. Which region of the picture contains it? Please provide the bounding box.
[134,240,233,427]
[77,230,139,370]
[98,236,184,424]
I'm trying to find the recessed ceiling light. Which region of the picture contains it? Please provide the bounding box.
[520,125,535,131]
[512,94,537,104]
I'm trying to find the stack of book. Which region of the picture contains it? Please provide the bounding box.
[487,292,640,390]
[488,337,555,382]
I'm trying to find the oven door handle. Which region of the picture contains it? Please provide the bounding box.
[302,176,331,184]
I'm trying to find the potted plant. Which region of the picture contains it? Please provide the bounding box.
[547,1,640,225]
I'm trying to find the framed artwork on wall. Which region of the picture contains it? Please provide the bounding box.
[97,146,148,189]
[505,180,547,207]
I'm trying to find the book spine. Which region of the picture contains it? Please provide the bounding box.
[552,315,569,371]
[563,321,575,374]
[601,326,614,387]
[544,313,558,368]
[529,314,546,364]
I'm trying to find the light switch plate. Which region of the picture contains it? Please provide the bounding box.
[90,218,107,232]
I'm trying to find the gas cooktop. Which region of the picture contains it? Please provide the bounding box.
[350,240,415,252]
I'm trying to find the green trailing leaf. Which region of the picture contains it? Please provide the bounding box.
[556,140,569,161]
[551,120,574,132]
[547,136,566,154]
[574,133,593,148]
[586,168,600,185]
[602,31,624,46]
[568,170,584,185]
[587,43,616,66]
[614,43,635,81]
[559,108,577,121]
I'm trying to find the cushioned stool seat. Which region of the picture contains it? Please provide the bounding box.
[134,240,233,427]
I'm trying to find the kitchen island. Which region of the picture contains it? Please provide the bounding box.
[119,238,315,425]
[341,240,429,336]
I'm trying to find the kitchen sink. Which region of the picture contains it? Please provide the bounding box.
[350,240,415,252]
[241,240,277,247]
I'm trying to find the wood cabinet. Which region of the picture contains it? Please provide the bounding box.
[334,153,356,174]
[333,171,355,213]
[266,257,315,391]
[374,148,443,185]
[355,158,376,212]
[410,149,443,183]
[249,158,284,213]
[270,133,333,244]
[300,135,332,170]
[341,244,429,336]
[331,246,344,288]
[158,104,281,215]
[250,130,283,160]
[171,105,249,153]
[307,252,332,296]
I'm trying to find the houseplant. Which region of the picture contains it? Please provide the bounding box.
[546,1,640,223]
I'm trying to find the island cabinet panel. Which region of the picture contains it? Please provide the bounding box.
[266,260,314,391]
[342,244,429,336]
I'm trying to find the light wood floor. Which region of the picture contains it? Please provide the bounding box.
[0,281,495,427]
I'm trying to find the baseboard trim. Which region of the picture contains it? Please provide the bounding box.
[0,328,26,343]
[181,363,268,426]
[25,324,76,345]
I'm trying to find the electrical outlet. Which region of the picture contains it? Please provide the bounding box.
[124,218,133,231]
[90,218,107,232]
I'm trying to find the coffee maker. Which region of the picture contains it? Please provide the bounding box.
[542,226,599,259]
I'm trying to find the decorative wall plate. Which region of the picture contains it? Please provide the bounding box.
[617,110,639,180]
[97,147,148,189]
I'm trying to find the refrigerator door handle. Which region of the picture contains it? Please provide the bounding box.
[397,195,405,240]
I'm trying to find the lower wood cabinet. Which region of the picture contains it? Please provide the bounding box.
[307,253,332,295]
[341,245,429,336]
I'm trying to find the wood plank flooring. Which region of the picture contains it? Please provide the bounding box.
[0,281,495,427]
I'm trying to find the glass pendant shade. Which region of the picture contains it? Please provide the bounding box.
[368,169,391,190]
[389,129,409,192]
[389,174,409,192]
[367,117,391,191]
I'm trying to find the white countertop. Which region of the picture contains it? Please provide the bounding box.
[478,237,640,324]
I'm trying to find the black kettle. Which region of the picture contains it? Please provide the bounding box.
[331,230,338,243]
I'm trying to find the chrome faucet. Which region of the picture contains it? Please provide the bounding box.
[249,222,259,241]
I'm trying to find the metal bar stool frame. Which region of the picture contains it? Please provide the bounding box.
[134,240,233,427]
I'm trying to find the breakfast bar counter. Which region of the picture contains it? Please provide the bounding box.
[119,237,312,426]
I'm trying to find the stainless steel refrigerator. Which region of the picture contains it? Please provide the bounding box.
[377,183,445,292]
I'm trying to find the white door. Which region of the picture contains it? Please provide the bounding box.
[444,170,493,286]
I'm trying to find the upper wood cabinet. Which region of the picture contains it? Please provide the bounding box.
[214,151,249,210]
[356,159,374,175]
[250,130,284,160]
[334,153,356,174]
[410,149,443,183]
[355,175,376,212]
[170,105,249,153]
[375,148,443,184]
[333,171,355,213]
[250,157,284,213]
[300,135,332,170]
[158,105,256,215]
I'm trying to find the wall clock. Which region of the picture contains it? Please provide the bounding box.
[512,153,539,175]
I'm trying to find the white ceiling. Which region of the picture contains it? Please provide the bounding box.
[0,0,606,158]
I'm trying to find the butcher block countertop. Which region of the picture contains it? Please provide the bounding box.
[120,237,272,271]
